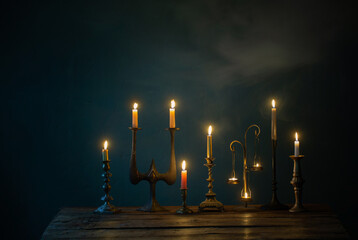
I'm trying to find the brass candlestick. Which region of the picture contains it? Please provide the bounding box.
[289,155,305,212]
[94,159,120,214]
[176,189,193,214]
[129,127,178,212]
[261,140,289,210]
[227,124,262,208]
[199,157,224,212]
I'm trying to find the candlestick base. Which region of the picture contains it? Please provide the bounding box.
[94,202,121,214]
[289,155,306,213]
[199,195,224,212]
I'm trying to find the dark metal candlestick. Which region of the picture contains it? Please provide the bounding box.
[289,155,305,212]
[199,157,224,212]
[176,189,193,214]
[94,159,120,214]
[261,140,288,210]
[129,127,178,212]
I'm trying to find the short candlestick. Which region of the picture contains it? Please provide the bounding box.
[94,159,120,214]
[176,189,193,214]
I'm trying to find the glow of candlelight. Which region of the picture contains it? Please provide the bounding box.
[104,140,108,150]
[182,160,186,171]
[171,99,175,109]
[295,132,298,141]
[272,99,276,108]
[208,125,212,136]
[133,103,138,109]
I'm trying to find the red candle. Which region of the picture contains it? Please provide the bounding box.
[180,160,187,189]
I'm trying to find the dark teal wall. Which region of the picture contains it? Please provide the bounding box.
[1,1,357,239]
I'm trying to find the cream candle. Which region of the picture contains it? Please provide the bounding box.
[102,140,109,161]
[271,99,277,140]
[294,132,300,157]
[180,160,187,189]
[169,100,175,128]
[132,103,138,128]
[207,125,213,159]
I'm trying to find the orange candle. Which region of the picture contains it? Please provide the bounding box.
[169,100,175,128]
[132,103,138,128]
[180,160,187,189]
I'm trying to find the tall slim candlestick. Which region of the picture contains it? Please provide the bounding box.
[169,100,175,128]
[271,99,277,140]
[207,125,213,158]
[132,103,138,128]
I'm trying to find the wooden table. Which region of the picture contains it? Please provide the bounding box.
[42,204,349,239]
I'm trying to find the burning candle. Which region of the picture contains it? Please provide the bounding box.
[271,99,277,140]
[244,192,248,198]
[180,160,187,189]
[102,140,109,161]
[207,125,213,159]
[132,103,138,128]
[169,100,175,128]
[294,132,300,157]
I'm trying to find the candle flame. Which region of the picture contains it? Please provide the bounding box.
[244,192,248,198]
[295,132,298,141]
[104,140,108,150]
[182,160,186,170]
[256,163,260,167]
[171,99,175,108]
[208,125,212,135]
[133,103,138,110]
[272,99,276,108]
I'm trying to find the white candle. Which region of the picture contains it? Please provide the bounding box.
[271,99,277,140]
[169,100,175,128]
[132,103,138,128]
[294,132,300,157]
[207,125,213,158]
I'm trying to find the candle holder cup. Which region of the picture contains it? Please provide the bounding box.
[289,155,305,212]
[199,157,224,212]
[129,127,179,212]
[94,159,120,214]
[176,189,193,214]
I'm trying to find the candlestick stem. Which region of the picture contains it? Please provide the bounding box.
[261,140,288,210]
[289,155,305,212]
[94,160,120,214]
[176,189,193,214]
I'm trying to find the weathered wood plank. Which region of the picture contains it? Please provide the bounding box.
[42,204,350,240]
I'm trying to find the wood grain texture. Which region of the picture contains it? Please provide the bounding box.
[42,205,349,239]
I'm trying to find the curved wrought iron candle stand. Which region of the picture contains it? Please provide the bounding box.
[227,124,263,208]
[129,127,178,212]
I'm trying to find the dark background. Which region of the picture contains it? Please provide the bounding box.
[1,1,357,239]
